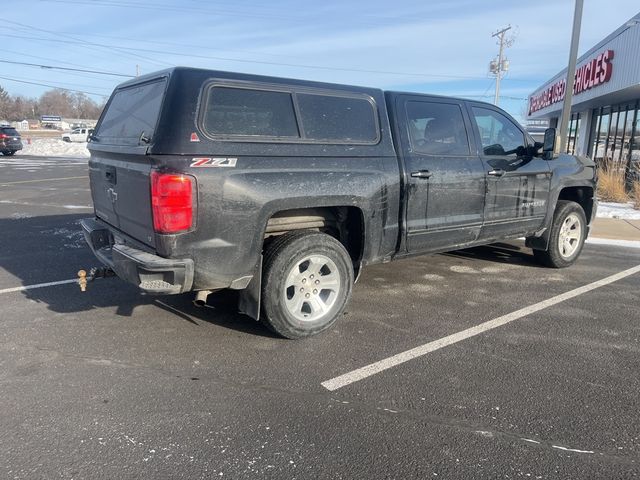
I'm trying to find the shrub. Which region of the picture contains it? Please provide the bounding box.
[597,160,629,203]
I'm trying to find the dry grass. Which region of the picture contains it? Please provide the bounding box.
[597,160,629,203]
[633,180,640,210]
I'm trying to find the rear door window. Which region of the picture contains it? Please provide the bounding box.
[296,93,378,143]
[2,128,20,136]
[202,86,299,138]
[406,101,470,155]
[95,78,166,146]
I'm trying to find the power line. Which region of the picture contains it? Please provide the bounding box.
[1,25,534,84]
[0,59,133,78]
[0,73,113,92]
[36,0,391,28]
[0,48,98,71]
[0,76,107,97]
[0,20,172,69]
[49,28,326,63]
[0,32,496,81]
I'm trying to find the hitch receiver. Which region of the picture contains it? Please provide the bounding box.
[77,266,116,292]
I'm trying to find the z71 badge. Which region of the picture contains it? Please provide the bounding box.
[190,157,237,168]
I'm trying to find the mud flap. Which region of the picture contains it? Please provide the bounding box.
[238,255,262,321]
[525,228,550,251]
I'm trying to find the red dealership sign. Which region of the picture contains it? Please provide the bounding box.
[529,49,614,115]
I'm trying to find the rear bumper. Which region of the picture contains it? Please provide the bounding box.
[1,141,22,151]
[80,218,194,294]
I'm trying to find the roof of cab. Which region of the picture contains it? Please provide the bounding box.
[384,90,496,108]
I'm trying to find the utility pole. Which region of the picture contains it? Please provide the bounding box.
[136,64,140,77]
[489,25,513,106]
[558,0,584,154]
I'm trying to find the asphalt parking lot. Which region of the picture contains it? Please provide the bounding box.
[1,155,639,479]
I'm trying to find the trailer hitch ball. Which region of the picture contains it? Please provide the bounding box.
[77,267,116,292]
[77,270,88,292]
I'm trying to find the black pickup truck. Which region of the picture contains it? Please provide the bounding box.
[81,67,597,338]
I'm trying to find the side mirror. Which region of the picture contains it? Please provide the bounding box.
[524,142,543,158]
[484,144,506,156]
[543,128,556,159]
[516,145,528,158]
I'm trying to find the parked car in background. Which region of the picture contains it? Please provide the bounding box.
[62,128,93,143]
[0,126,23,156]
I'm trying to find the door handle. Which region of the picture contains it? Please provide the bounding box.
[411,170,432,179]
[487,169,506,177]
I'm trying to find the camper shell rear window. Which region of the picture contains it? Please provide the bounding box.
[94,78,167,146]
[199,83,380,145]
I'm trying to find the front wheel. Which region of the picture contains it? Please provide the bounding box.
[261,231,354,339]
[533,200,587,268]
[2,150,16,156]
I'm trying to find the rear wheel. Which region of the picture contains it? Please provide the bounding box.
[261,231,354,339]
[533,200,586,268]
[2,150,16,156]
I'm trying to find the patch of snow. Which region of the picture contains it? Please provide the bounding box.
[423,273,444,281]
[19,138,90,158]
[450,265,479,274]
[596,201,640,220]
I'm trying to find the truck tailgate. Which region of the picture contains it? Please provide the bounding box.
[89,150,156,248]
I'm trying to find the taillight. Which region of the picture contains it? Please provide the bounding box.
[150,171,195,234]
[0,134,7,139]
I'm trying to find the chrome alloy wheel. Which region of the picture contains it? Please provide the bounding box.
[283,254,341,322]
[558,213,582,259]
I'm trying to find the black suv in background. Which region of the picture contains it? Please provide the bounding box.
[0,126,23,156]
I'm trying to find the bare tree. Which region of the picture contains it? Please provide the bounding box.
[39,89,75,118]
[0,84,106,121]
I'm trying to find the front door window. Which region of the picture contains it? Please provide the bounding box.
[472,107,525,157]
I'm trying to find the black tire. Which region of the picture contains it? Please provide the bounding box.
[2,150,16,156]
[261,231,354,339]
[533,200,587,268]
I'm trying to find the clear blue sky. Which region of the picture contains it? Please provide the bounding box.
[1,0,638,122]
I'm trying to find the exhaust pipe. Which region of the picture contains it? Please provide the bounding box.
[193,290,213,307]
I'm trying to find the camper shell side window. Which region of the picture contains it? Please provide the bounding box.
[198,82,380,145]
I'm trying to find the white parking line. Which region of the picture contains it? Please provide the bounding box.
[0,279,78,295]
[0,176,86,186]
[321,264,640,391]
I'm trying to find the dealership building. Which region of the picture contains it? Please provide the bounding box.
[527,12,640,166]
